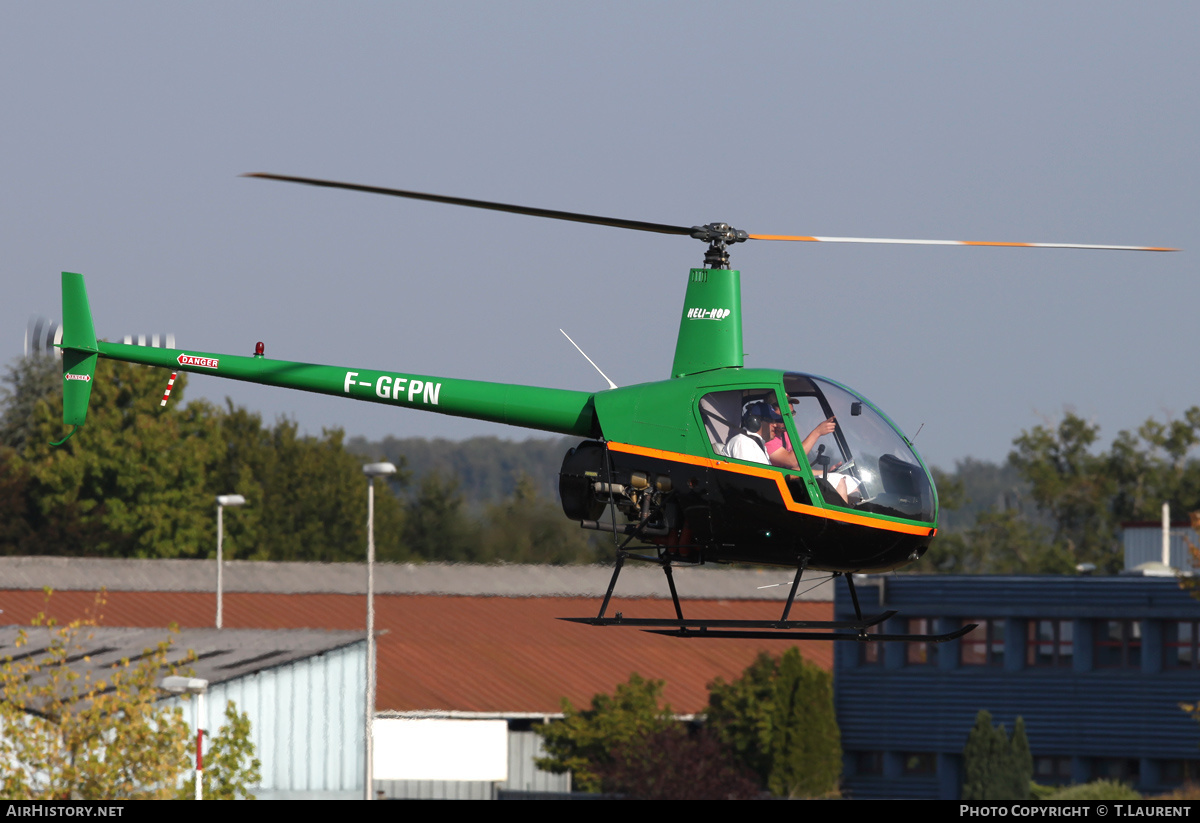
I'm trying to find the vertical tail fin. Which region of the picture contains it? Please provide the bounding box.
[58,272,98,436]
[670,268,744,377]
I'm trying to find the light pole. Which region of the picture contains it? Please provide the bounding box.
[361,462,396,801]
[215,494,246,629]
[162,676,209,800]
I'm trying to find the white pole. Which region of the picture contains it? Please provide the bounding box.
[216,504,224,630]
[365,478,376,801]
[196,690,205,800]
[1163,502,1171,567]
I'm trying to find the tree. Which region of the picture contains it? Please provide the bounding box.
[598,726,759,800]
[178,700,262,800]
[928,409,1200,574]
[0,354,62,454]
[477,474,601,564]
[706,648,842,798]
[1008,414,1116,570]
[961,709,1032,800]
[16,358,222,557]
[0,355,408,561]
[535,673,678,793]
[402,470,480,561]
[0,598,194,799]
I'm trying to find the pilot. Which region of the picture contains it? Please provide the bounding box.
[767,399,860,504]
[725,402,778,465]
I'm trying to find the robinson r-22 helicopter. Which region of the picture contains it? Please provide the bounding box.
[52,174,1175,642]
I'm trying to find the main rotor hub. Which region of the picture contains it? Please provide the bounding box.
[690,223,749,269]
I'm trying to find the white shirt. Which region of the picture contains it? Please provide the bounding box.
[726,430,770,465]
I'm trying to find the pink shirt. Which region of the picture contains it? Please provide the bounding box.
[764,433,791,455]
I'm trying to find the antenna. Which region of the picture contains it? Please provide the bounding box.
[559,329,617,390]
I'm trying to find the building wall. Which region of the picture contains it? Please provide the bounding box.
[173,641,366,800]
[1124,525,1200,572]
[374,722,571,799]
[834,576,1200,800]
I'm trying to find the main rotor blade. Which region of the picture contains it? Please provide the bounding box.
[747,233,1177,252]
[244,173,695,237]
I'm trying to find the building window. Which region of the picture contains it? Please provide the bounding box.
[859,625,882,665]
[1165,620,1199,669]
[1027,619,1073,668]
[854,751,884,776]
[1092,758,1139,782]
[1094,620,1142,669]
[906,618,936,665]
[1034,756,1072,785]
[1160,760,1200,786]
[960,619,1005,666]
[903,752,937,775]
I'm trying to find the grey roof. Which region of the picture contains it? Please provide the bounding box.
[0,626,363,701]
[0,556,833,601]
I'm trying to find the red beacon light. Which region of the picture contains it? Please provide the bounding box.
[254,341,264,357]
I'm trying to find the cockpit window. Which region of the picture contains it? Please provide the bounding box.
[700,388,785,466]
[783,374,935,522]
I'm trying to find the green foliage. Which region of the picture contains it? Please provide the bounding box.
[178,700,261,800]
[19,358,221,557]
[211,409,408,562]
[1011,717,1033,793]
[477,475,601,564]
[925,510,1072,574]
[349,434,574,509]
[1029,781,1058,800]
[0,354,63,453]
[535,673,677,793]
[707,648,841,798]
[1046,779,1141,801]
[0,598,194,799]
[1,356,408,561]
[961,710,1032,800]
[1010,414,1119,571]
[599,726,759,800]
[401,470,480,561]
[928,409,1200,574]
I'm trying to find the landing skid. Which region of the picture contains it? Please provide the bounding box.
[565,541,977,643]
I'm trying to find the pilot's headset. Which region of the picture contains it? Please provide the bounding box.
[741,402,769,433]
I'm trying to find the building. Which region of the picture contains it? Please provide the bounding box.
[0,625,365,800]
[0,557,833,798]
[835,574,1200,799]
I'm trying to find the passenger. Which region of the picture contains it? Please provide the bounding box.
[765,400,835,470]
[768,399,860,504]
[725,403,776,465]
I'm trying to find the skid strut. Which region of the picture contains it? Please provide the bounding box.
[570,550,977,642]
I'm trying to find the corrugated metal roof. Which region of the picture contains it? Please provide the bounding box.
[0,557,834,600]
[0,625,362,708]
[0,587,833,715]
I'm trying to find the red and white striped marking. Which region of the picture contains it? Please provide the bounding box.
[160,372,178,407]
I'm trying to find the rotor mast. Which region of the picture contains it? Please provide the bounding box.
[689,222,749,269]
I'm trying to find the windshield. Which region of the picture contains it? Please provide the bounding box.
[783,374,935,522]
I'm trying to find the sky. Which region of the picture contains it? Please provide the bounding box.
[2,2,1196,470]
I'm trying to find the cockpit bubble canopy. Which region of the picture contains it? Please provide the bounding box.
[783,373,935,523]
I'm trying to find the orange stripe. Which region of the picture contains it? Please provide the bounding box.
[607,442,936,537]
[746,234,819,242]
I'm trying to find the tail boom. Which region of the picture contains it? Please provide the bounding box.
[96,341,600,438]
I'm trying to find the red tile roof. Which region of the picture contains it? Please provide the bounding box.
[0,589,832,715]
